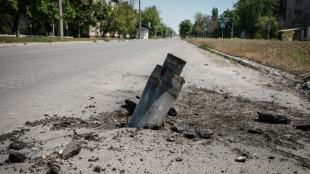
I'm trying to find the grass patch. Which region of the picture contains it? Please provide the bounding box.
[0,37,112,43]
[186,38,310,76]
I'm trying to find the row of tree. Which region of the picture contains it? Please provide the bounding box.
[179,0,280,39]
[0,0,176,38]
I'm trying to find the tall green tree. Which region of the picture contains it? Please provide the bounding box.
[179,19,192,38]
[105,2,137,38]
[234,0,280,37]
[255,16,278,39]
[192,12,206,36]
[0,0,34,37]
[210,7,220,37]
[220,9,240,38]
[212,8,218,21]
[30,0,60,36]
[142,6,161,37]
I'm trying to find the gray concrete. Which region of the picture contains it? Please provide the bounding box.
[0,38,309,134]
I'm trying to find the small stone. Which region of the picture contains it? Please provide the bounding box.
[302,81,310,90]
[124,99,137,111]
[62,141,81,159]
[268,156,275,160]
[166,137,175,142]
[196,129,214,139]
[183,131,197,139]
[9,152,27,163]
[9,141,25,150]
[296,124,310,131]
[247,128,263,134]
[93,166,102,173]
[235,156,246,163]
[170,126,185,133]
[175,157,183,162]
[48,165,60,174]
[258,112,291,124]
[168,107,178,116]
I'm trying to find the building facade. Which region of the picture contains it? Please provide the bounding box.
[279,0,310,40]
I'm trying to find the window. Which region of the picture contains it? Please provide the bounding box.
[296,0,302,5]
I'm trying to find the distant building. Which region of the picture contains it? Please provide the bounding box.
[89,0,119,38]
[279,0,310,40]
[136,24,151,39]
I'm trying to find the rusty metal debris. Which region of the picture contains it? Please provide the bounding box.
[129,53,186,128]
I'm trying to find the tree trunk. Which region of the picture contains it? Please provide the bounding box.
[13,14,20,37]
[4,18,14,33]
[78,23,81,38]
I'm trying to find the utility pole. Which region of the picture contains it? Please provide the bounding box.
[231,19,234,38]
[139,0,141,39]
[267,0,271,40]
[58,0,64,39]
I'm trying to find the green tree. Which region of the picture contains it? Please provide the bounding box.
[255,16,278,39]
[234,0,280,37]
[142,6,161,37]
[212,8,218,21]
[220,9,240,38]
[210,7,220,37]
[179,19,192,38]
[30,0,60,36]
[0,0,34,37]
[192,12,206,37]
[106,2,137,38]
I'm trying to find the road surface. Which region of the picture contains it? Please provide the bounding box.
[0,38,309,134]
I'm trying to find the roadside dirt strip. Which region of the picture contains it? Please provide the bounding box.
[0,38,309,173]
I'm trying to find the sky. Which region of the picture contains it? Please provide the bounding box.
[135,0,237,34]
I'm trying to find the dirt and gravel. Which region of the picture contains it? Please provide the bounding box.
[0,84,309,173]
[1,38,310,173]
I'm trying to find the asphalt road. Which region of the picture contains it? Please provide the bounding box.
[0,38,309,134]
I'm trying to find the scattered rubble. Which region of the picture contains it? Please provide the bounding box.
[93,166,102,173]
[62,141,81,159]
[257,112,291,124]
[302,81,310,90]
[247,128,263,134]
[170,126,185,133]
[47,164,61,174]
[196,129,214,139]
[183,131,197,139]
[296,124,310,131]
[9,152,27,163]
[9,141,26,150]
[168,107,178,116]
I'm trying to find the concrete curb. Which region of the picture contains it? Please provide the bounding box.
[0,41,104,48]
[200,45,262,70]
[197,44,297,84]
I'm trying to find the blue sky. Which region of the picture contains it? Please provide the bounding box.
[135,0,237,34]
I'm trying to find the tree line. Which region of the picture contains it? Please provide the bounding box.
[179,0,281,39]
[0,0,176,38]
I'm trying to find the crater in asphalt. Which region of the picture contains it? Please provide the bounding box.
[0,85,309,173]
